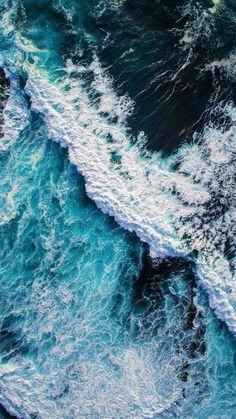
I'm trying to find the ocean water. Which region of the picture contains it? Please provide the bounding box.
[0,0,236,417]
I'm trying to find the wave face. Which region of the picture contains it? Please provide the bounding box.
[0,0,235,417]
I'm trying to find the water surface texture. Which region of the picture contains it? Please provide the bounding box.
[0,0,236,418]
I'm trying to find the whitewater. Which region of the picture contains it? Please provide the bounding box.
[1,15,236,338]
[0,1,236,417]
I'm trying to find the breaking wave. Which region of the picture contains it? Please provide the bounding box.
[0,0,236,334]
[27,61,236,335]
[0,1,236,417]
[1,23,235,335]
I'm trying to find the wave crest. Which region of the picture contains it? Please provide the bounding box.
[18,56,236,334]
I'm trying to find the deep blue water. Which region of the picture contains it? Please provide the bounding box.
[0,0,236,418]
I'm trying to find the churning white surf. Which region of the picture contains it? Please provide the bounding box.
[1,54,234,336]
[0,7,235,335]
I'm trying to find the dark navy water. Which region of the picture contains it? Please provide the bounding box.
[0,0,236,417]
[83,0,236,153]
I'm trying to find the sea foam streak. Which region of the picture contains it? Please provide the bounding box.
[19,58,236,334]
[25,59,188,258]
[0,7,235,334]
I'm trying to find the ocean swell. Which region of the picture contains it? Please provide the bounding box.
[0,1,236,336]
[20,57,236,335]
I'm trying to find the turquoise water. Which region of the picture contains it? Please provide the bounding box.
[0,0,235,417]
[0,121,235,416]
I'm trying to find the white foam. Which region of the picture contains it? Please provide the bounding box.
[0,344,183,419]
[25,59,189,259]
[0,11,236,334]
[19,58,236,334]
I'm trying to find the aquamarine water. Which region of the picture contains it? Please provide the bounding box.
[0,1,235,418]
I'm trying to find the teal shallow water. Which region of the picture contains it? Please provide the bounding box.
[0,112,234,418]
[0,110,234,418]
[0,113,143,416]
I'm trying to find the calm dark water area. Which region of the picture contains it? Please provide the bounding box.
[83,0,236,153]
